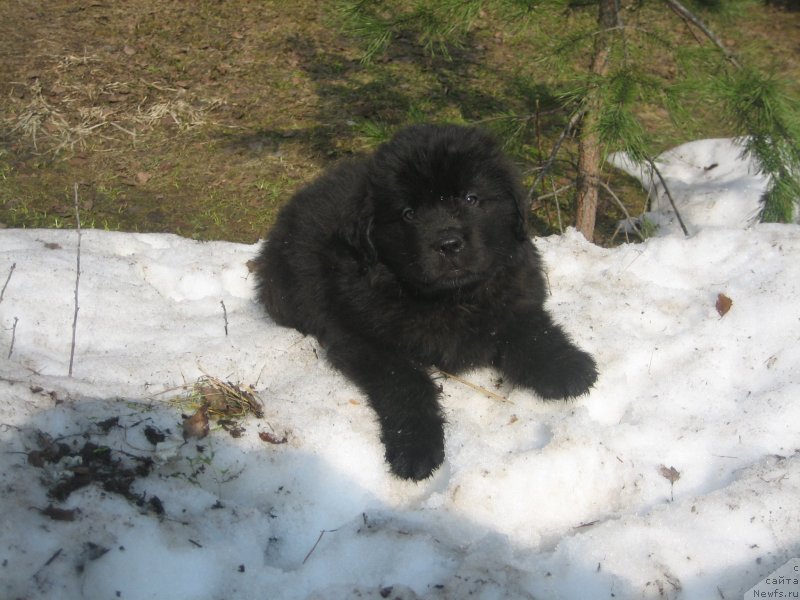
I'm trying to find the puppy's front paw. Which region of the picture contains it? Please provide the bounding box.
[532,348,598,400]
[382,418,445,481]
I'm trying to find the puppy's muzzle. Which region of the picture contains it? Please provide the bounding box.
[435,233,465,256]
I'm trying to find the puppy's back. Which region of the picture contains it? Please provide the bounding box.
[254,158,370,333]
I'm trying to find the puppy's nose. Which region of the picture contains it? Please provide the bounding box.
[437,236,464,255]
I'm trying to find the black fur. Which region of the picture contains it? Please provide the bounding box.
[255,124,597,480]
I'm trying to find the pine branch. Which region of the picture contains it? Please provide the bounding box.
[662,0,741,68]
[341,0,482,62]
[717,68,800,222]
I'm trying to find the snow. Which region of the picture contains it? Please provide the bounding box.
[608,138,774,235]
[1,140,799,599]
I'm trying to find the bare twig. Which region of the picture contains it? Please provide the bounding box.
[552,179,564,235]
[527,107,587,204]
[7,317,19,359]
[663,0,741,69]
[220,300,229,336]
[595,179,646,242]
[44,547,63,567]
[0,263,16,303]
[533,184,574,203]
[68,183,82,377]
[303,528,339,565]
[532,182,573,235]
[33,547,63,583]
[646,159,690,237]
[435,369,510,403]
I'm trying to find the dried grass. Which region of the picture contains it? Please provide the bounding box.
[165,375,265,440]
[9,81,114,154]
[7,76,223,155]
[133,97,224,130]
[434,369,511,403]
[189,375,264,420]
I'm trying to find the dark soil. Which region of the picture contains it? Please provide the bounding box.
[28,430,157,510]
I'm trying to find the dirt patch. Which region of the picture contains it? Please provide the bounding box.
[1,2,798,244]
[21,376,286,521]
[28,429,160,512]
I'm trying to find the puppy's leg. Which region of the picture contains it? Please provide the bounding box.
[497,308,597,400]
[325,333,445,481]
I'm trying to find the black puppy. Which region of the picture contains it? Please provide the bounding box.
[255,124,597,480]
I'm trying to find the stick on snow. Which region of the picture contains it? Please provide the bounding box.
[68,183,82,377]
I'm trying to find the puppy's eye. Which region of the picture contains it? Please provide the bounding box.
[464,194,479,206]
[402,208,416,222]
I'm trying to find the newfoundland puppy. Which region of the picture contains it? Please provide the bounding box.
[254,124,597,480]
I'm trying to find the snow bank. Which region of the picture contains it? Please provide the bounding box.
[1,224,799,600]
[608,138,773,235]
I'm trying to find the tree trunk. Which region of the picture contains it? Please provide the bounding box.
[575,0,619,242]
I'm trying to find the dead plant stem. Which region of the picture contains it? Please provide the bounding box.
[595,179,645,242]
[8,317,18,359]
[435,369,510,403]
[303,528,339,565]
[528,108,586,205]
[646,159,689,236]
[220,300,229,336]
[0,263,16,303]
[68,183,82,377]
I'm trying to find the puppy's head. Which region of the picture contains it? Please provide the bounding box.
[365,124,528,294]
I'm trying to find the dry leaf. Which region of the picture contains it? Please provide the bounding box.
[259,430,287,445]
[716,293,733,317]
[219,419,245,438]
[659,465,681,483]
[135,171,152,185]
[183,406,209,440]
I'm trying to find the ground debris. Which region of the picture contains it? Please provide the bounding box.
[28,433,156,512]
[144,424,166,445]
[259,430,288,445]
[194,376,264,420]
[716,293,733,317]
[39,504,80,521]
[659,464,681,501]
[178,375,271,440]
